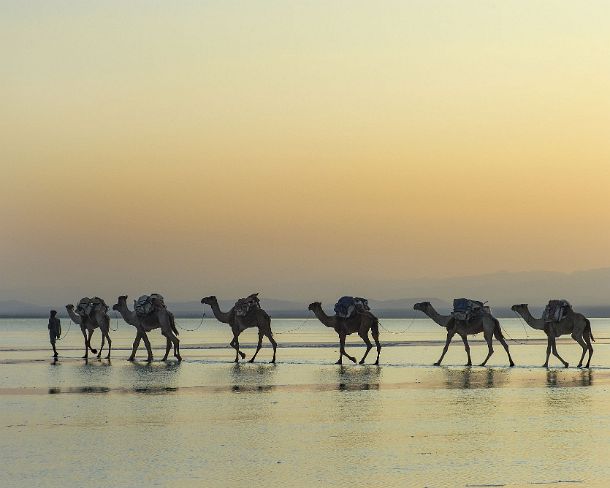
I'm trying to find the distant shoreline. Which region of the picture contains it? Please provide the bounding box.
[5,310,610,319]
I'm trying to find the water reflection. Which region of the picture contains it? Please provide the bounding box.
[229,363,277,393]
[48,386,111,394]
[335,365,382,392]
[546,369,593,388]
[116,359,183,394]
[545,369,593,411]
[442,367,509,390]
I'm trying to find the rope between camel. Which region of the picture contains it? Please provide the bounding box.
[176,309,206,332]
[275,317,311,335]
[111,311,120,332]
[511,310,531,342]
[56,317,72,341]
[377,316,417,335]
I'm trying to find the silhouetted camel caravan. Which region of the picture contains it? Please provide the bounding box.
[53,293,599,370]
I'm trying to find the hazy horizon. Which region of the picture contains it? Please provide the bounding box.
[3,1,610,305]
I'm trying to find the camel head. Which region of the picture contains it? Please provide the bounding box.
[200,296,217,305]
[511,304,527,313]
[112,295,128,311]
[308,302,321,312]
[65,304,74,311]
[413,301,431,313]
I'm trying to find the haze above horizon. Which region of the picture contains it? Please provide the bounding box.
[2,1,610,304]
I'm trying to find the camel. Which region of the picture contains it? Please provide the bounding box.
[65,303,112,360]
[200,296,277,363]
[511,304,594,368]
[112,295,182,362]
[413,302,514,367]
[307,302,381,365]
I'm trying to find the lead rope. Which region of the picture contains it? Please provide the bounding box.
[56,316,73,341]
[275,317,311,335]
[511,310,530,341]
[176,309,206,332]
[110,311,120,332]
[377,316,417,335]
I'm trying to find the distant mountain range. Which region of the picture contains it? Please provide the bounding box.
[2,267,610,317]
[3,295,610,318]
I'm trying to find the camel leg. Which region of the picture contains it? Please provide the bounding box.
[167,331,181,361]
[494,329,515,367]
[141,332,153,362]
[129,332,142,361]
[583,329,594,368]
[230,335,246,361]
[162,334,171,361]
[371,328,381,366]
[358,331,373,365]
[231,335,243,363]
[87,329,98,355]
[98,330,105,359]
[543,337,552,367]
[434,331,455,366]
[460,335,472,366]
[573,333,588,368]
[267,332,277,364]
[336,334,356,364]
[81,327,89,359]
[104,330,112,360]
[479,333,494,366]
[341,334,357,364]
[335,334,345,364]
[249,330,264,363]
[550,338,568,368]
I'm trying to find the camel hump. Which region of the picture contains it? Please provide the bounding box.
[76,296,108,316]
[334,296,370,318]
[135,293,166,317]
[451,298,488,322]
[235,293,261,316]
[542,299,572,323]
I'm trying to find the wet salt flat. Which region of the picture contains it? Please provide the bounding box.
[2,318,610,487]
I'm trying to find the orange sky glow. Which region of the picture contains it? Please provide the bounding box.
[2,1,610,302]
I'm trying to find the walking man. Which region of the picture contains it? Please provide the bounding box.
[48,310,61,357]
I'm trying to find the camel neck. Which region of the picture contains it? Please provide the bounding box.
[116,303,139,326]
[207,300,233,324]
[422,305,452,328]
[516,306,545,330]
[66,307,82,325]
[311,305,337,328]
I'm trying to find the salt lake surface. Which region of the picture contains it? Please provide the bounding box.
[2,317,610,487]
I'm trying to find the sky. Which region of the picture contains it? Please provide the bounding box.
[2,1,610,304]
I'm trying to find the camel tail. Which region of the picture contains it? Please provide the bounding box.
[586,319,595,342]
[170,313,179,336]
[493,319,505,339]
[371,318,380,337]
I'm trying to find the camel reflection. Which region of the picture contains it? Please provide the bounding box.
[442,367,508,389]
[229,362,277,393]
[546,369,593,388]
[48,386,111,394]
[335,365,382,392]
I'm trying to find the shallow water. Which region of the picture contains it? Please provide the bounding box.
[1,317,609,487]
